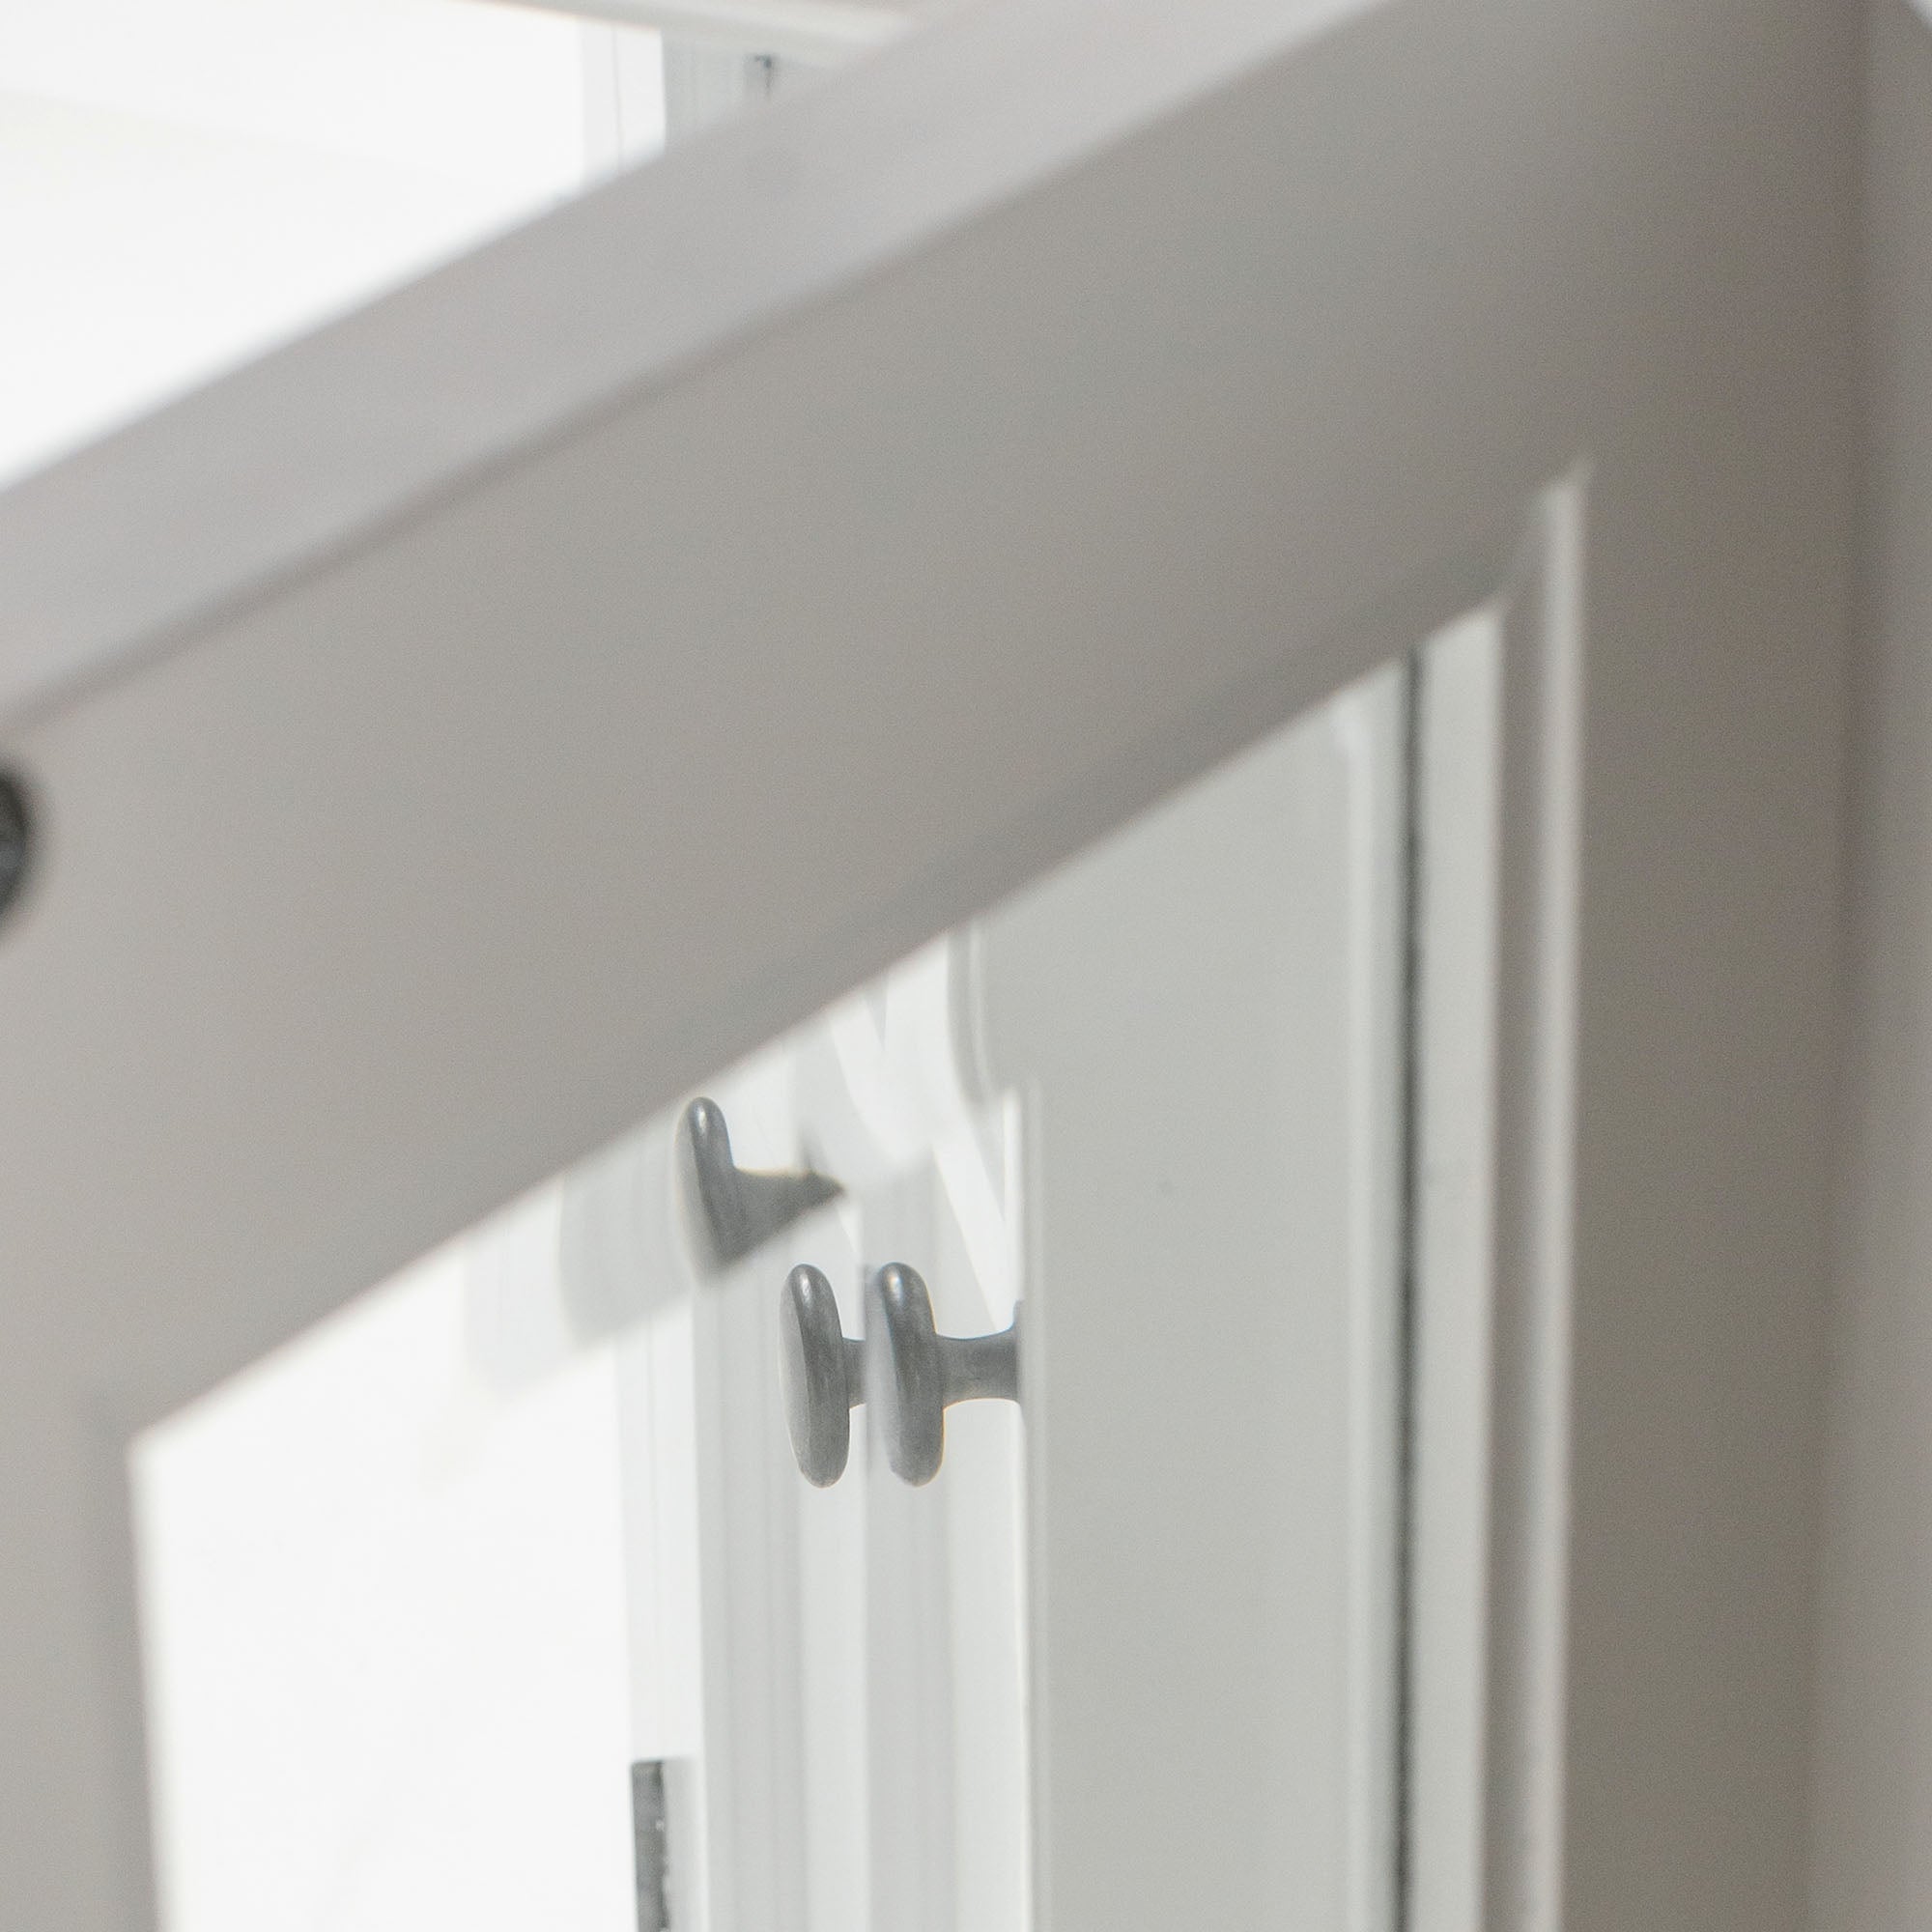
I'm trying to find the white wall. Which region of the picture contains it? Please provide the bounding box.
[0,2,668,491]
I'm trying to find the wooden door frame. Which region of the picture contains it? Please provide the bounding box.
[0,0,1858,1924]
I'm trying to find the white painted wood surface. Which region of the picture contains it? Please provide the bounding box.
[976,668,1407,1932]
[0,0,1860,1926]
[1408,615,1505,1932]
[1809,6,1932,1925]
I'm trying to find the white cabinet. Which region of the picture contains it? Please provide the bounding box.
[0,0,1856,1927]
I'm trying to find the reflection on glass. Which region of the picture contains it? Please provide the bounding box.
[133,642,1460,1931]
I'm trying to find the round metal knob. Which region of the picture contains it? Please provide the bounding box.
[866,1264,1020,1487]
[780,1261,1020,1489]
[779,1264,865,1487]
[678,1098,841,1272]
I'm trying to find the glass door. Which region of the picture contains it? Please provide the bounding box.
[129,651,1413,1932]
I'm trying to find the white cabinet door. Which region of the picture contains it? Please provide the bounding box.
[0,0,1854,1928]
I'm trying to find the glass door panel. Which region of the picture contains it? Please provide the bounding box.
[130,649,1418,1932]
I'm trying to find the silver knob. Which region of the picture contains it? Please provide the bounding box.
[867,1264,1021,1486]
[677,1097,841,1272]
[779,1262,1020,1488]
[779,1263,865,1487]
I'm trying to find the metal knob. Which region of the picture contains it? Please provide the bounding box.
[677,1097,841,1272]
[779,1261,1020,1488]
[779,1263,866,1487]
